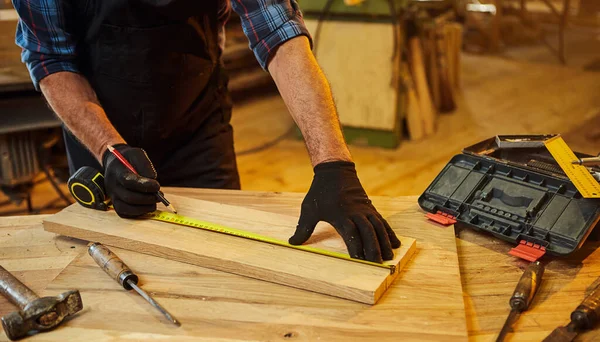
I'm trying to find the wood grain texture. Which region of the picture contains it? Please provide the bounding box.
[20,190,467,341]
[42,194,416,304]
[404,72,424,140]
[304,19,399,131]
[426,29,441,111]
[0,216,86,320]
[409,37,436,136]
[457,227,600,341]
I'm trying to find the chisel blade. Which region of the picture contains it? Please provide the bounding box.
[496,309,520,341]
[542,327,578,342]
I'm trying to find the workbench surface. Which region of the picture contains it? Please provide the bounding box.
[1,188,599,341]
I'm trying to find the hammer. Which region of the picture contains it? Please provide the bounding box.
[0,265,83,340]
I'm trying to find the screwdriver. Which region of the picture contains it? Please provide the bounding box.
[88,243,181,326]
[543,278,600,342]
[496,261,545,342]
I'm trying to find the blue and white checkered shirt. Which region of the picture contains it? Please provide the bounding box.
[12,0,312,90]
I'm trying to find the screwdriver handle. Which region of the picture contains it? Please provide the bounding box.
[571,283,600,330]
[510,261,545,312]
[88,243,139,290]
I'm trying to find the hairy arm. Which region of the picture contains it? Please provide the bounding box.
[267,36,352,166]
[40,72,125,161]
[12,0,123,161]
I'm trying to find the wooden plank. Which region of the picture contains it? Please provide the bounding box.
[404,72,424,140]
[304,19,399,131]
[25,191,468,341]
[426,28,441,111]
[42,194,416,304]
[409,36,436,135]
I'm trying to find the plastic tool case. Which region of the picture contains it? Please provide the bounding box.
[418,135,600,258]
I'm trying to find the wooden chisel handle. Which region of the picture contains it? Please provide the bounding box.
[571,282,600,329]
[510,261,544,311]
[88,243,139,290]
[0,264,39,309]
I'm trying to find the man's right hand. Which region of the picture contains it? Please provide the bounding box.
[102,144,161,218]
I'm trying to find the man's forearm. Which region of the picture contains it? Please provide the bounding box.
[268,36,352,166]
[40,72,125,162]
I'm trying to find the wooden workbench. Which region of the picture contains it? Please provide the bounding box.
[1,188,600,341]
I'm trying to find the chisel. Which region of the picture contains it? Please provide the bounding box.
[88,243,180,326]
[496,261,545,341]
[543,279,600,342]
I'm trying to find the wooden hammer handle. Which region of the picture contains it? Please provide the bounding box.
[0,264,39,309]
[88,243,138,290]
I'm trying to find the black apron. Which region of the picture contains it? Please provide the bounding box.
[63,0,240,189]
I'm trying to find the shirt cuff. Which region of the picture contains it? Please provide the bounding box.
[252,20,313,71]
[22,50,80,91]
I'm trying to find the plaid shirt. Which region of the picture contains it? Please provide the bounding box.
[12,0,312,90]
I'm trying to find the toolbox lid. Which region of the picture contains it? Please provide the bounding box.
[418,135,600,257]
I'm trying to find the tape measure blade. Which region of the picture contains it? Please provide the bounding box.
[544,137,600,198]
[146,211,395,273]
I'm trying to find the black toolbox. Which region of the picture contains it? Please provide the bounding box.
[418,135,600,260]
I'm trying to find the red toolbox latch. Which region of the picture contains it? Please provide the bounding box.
[509,240,547,262]
[425,211,457,226]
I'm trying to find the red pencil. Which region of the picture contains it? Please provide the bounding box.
[107,145,177,213]
[107,145,138,175]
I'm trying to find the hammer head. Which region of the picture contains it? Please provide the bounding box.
[1,290,83,341]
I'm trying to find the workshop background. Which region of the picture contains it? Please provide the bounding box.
[0,0,598,216]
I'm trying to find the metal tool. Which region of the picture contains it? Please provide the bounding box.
[88,243,181,327]
[572,156,600,167]
[68,165,176,213]
[543,279,600,342]
[0,265,83,340]
[496,261,545,342]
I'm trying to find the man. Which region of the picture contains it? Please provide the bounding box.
[12,0,400,263]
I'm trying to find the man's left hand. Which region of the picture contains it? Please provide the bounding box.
[289,161,401,263]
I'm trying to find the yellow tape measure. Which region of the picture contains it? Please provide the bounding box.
[67,167,396,273]
[544,136,600,198]
[145,211,396,274]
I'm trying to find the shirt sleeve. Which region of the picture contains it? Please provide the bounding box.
[12,0,80,91]
[230,0,313,70]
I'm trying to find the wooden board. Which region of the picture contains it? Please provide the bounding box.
[42,194,416,304]
[404,72,424,140]
[14,190,467,341]
[304,19,400,131]
[409,37,436,136]
[458,227,600,341]
[8,189,600,340]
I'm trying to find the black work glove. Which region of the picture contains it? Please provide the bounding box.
[289,161,401,263]
[102,144,160,218]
